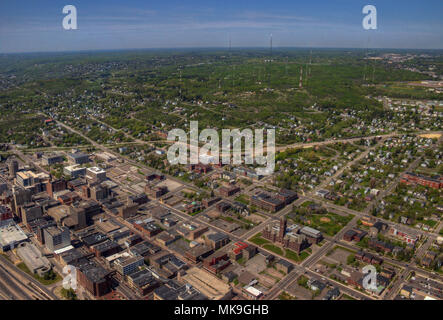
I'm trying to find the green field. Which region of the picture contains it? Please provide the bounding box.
[248,233,271,246]
[290,210,354,236]
[263,244,284,256]
[285,248,310,262]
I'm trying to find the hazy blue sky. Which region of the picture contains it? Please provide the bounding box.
[0,0,442,53]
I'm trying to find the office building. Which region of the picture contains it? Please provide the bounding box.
[43,226,71,252]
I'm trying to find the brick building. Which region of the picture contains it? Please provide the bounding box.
[217,185,241,197]
[401,172,442,189]
[262,218,310,254]
[76,260,113,297]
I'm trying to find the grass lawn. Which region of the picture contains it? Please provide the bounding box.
[420,219,438,228]
[299,251,310,260]
[188,209,202,216]
[285,249,310,262]
[301,201,315,208]
[285,249,301,262]
[297,275,309,288]
[235,195,250,205]
[249,233,271,246]
[237,257,246,266]
[17,262,62,286]
[263,244,283,256]
[306,213,354,236]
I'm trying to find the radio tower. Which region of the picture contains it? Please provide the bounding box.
[268,33,273,88]
[363,36,369,83]
[179,67,182,100]
[299,66,303,88]
[285,56,288,76]
[372,52,376,83]
[229,36,234,90]
[309,49,312,77]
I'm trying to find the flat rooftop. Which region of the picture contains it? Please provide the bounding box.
[0,224,28,247]
[47,205,71,221]
[87,167,106,174]
[17,242,51,271]
[17,171,38,179]
[96,219,121,234]
[68,152,89,159]
[181,267,231,300]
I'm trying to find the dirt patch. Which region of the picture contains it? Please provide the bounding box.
[266,267,284,280]
[329,248,352,265]
[205,208,220,219]
[244,254,267,274]
[248,214,266,224]
[157,179,183,192]
[258,274,277,288]
[419,133,441,139]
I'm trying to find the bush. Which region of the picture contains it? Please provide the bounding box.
[61,288,77,300]
[346,254,356,265]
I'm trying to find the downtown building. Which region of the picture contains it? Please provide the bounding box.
[262,218,311,254]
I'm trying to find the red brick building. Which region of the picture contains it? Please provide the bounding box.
[76,260,114,297]
[203,252,231,274]
[46,179,67,198]
[262,218,309,254]
[401,172,442,189]
[217,185,240,197]
[251,192,285,212]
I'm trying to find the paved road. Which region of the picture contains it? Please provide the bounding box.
[38,115,443,300]
[50,116,206,196]
[0,255,57,300]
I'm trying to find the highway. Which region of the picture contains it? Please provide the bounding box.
[0,255,58,300]
[0,261,36,300]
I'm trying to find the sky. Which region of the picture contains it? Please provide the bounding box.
[0,0,442,53]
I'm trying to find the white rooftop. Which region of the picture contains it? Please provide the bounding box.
[53,245,74,255]
[87,167,106,174]
[244,286,262,297]
[0,224,28,247]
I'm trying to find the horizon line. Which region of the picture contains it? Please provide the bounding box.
[2,45,443,56]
